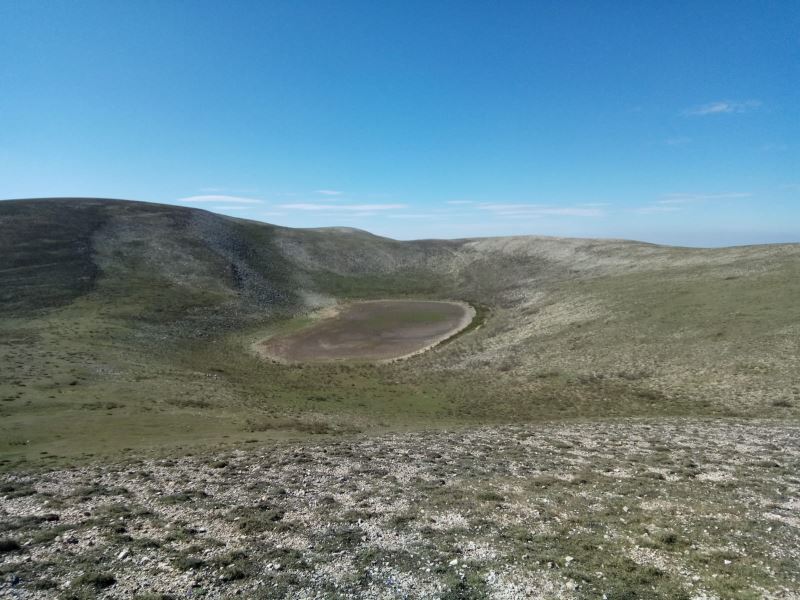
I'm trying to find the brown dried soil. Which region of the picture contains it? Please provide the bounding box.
[258,300,475,362]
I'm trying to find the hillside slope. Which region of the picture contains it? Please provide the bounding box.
[1,198,798,465]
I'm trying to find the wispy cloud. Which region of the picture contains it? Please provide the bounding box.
[665,136,692,146]
[316,189,343,196]
[636,191,751,214]
[478,203,544,211]
[279,203,407,211]
[657,192,751,204]
[538,208,604,217]
[684,100,761,116]
[635,205,683,214]
[388,213,440,219]
[179,195,263,204]
[477,203,604,217]
[759,142,788,152]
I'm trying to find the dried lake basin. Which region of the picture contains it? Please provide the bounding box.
[258,300,475,362]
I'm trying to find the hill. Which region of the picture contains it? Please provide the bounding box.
[1,198,799,465]
[2,198,800,599]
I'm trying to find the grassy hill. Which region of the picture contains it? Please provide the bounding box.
[1,198,798,468]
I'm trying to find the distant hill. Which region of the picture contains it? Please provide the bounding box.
[1,198,798,463]
[0,198,459,321]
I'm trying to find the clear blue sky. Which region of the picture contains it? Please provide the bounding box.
[1,1,798,246]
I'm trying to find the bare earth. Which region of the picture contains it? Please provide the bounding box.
[258,300,475,363]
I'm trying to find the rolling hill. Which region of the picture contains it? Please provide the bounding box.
[1,198,799,464]
[2,198,800,599]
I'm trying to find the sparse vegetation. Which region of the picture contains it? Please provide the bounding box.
[1,421,797,598]
[72,570,116,590]
[0,199,798,598]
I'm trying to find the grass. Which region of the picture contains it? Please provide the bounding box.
[0,199,798,473]
[0,307,791,468]
[72,570,116,590]
[0,202,797,597]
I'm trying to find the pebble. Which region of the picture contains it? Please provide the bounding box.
[1,421,793,598]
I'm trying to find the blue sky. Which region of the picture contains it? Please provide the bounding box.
[1,1,798,246]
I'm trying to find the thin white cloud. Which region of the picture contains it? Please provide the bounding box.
[759,143,788,152]
[636,191,751,214]
[539,208,603,217]
[279,203,407,211]
[492,211,544,218]
[316,189,343,196]
[179,195,263,204]
[657,198,694,205]
[684,100,761,116]
[658,192,751,204]
[477,203,603,217]
[478,203,545,211]
[388,213,440,219]
[665,136,692,146]
[635,206,683,214]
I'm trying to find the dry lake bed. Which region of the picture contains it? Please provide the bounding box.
[257,300,475,363]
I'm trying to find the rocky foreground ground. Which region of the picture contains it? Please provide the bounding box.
[1,419,799,599]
